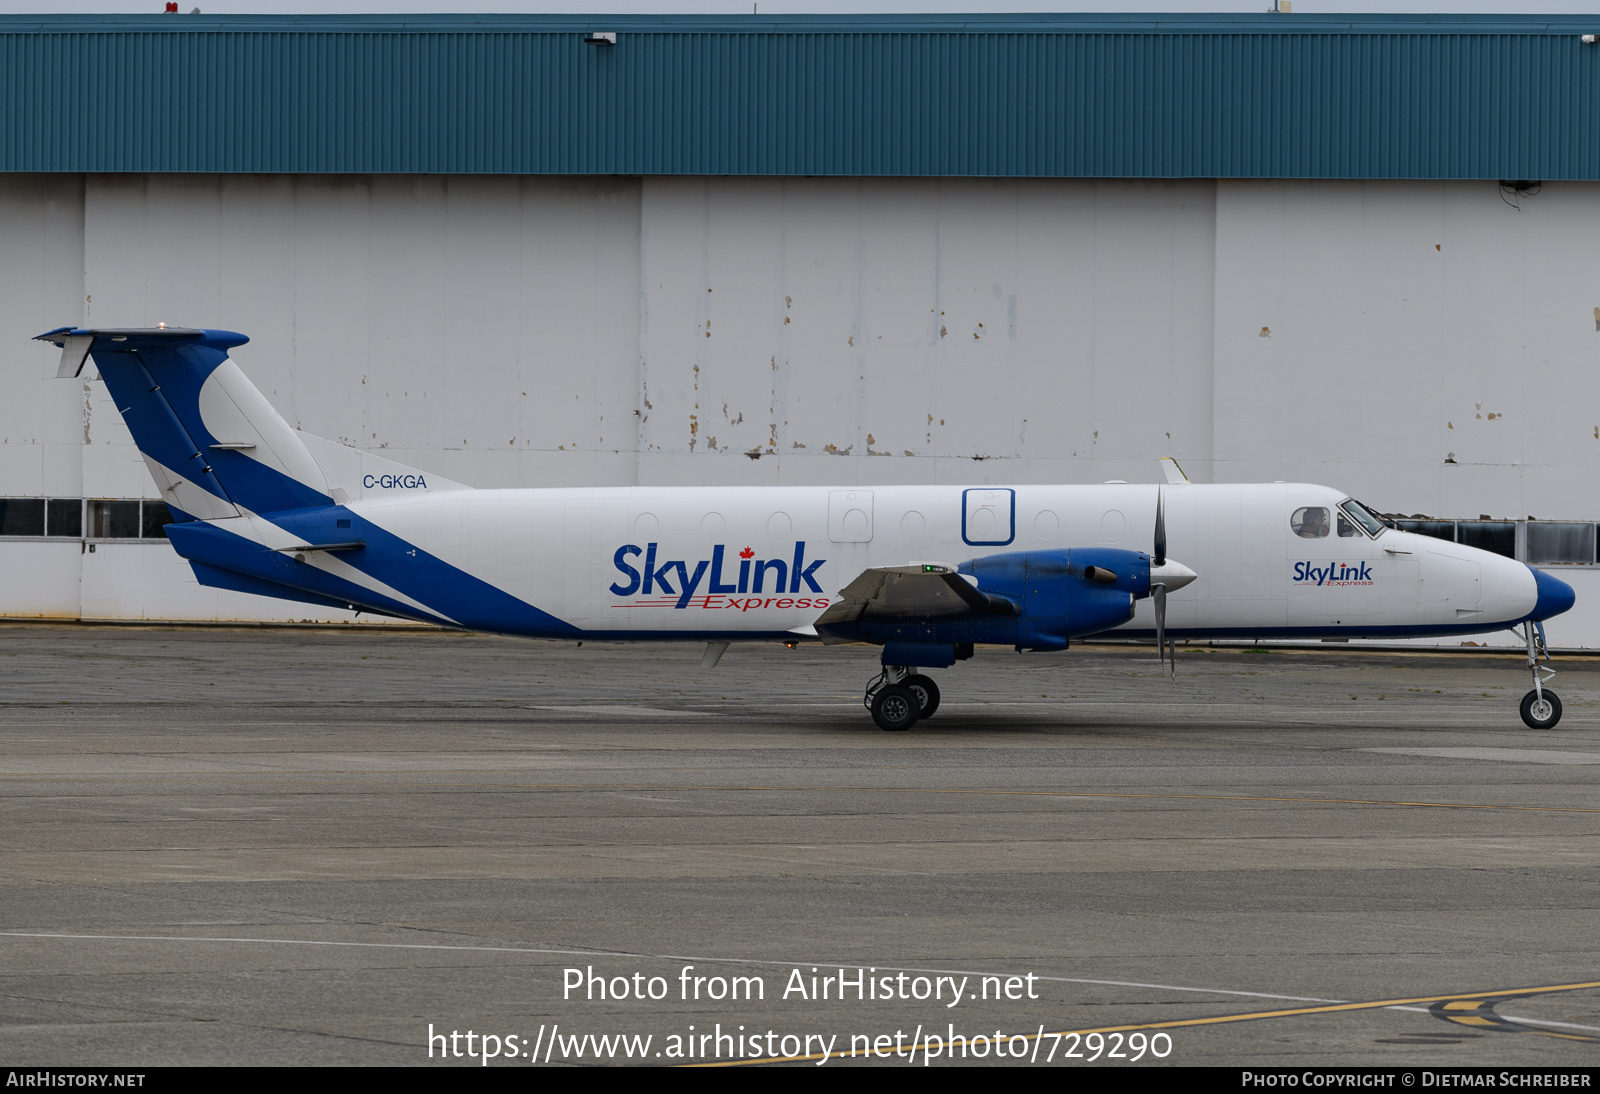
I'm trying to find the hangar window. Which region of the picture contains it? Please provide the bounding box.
[1291,507,1329,538]
[1390,519,1455,542]
[88,500,141,539]
[0,498,45,536]
[1527,522,1595,565]
[0,498,167,539]
[1457,521,1515,559]
[48,499,81,538]
[141,501,171,540]
[1378,516,1597,564]
[0,499,85,537]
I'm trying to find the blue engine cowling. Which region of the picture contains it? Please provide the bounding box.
[855,547,1152,663]
[964,547,1150,652]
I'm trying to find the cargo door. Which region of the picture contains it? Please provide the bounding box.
[962,488,1015,546]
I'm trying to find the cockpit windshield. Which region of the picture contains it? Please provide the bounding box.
[1339,498,1386,539]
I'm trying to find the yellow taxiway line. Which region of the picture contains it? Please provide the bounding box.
[691,978,1600,1066]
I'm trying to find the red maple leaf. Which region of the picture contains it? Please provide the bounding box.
[739,547,755,559]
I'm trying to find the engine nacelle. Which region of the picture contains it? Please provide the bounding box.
[961,547,1150,651]
[855,547,1152,659]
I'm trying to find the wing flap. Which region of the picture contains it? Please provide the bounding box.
[813,562,1018,642]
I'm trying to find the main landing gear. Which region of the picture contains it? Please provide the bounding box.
[1519,621,1562,729]
[864,666,941,731]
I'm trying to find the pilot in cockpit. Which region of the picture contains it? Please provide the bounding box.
[1292,506,1330,538]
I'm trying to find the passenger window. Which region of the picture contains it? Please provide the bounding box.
[1337,512,1360,537]
[1292,507,1330,539]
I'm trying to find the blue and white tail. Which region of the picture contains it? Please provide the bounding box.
[35,326,460,522]
[32,326,579,634]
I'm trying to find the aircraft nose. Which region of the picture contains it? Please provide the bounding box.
[1528,566,1576,621]
[1150,557,1198,593]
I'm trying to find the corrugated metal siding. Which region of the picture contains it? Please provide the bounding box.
[3,14,1600,179]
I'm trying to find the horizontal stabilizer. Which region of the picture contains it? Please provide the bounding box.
[37,326,210,379]
[189,561,364,614]
[168,518,454,626]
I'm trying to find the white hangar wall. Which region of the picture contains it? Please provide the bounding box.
[1213,179,1600,518]
[636,177,1217,487]
[0,173,1596,640]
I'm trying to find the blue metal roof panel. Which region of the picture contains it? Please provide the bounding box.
[2,13,1598,179]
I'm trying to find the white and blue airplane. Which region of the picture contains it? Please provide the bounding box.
[37,326,1576,730]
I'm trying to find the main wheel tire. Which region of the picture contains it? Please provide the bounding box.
[903,674,941,719]
[1520,689,1562,729]
[871,684,920,731]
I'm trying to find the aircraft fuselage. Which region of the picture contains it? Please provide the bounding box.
[236,480,1548,643]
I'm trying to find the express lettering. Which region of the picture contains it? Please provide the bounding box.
[707,596,825,611]
[1292,561,1374,586]
[362,474,428,489]
[610,542,826,609]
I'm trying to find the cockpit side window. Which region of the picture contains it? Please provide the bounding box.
[1339,498,1387,538]
[1292,506,1330,538]
[1338,511,1359,537]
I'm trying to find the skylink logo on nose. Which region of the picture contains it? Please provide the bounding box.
[1293,561,1373,587]
[610,542,826,608]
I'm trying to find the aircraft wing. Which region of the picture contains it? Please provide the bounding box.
[814,562,1018,642]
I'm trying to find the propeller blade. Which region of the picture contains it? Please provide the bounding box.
[1153,582,1167,670]
[1154,486,1167,567]
[1153,485,1176,677]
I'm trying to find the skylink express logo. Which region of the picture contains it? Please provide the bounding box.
[1293,561,1374,587]
[610,542,828,610]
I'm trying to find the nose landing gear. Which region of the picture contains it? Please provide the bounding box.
[1519,621,1561,729]
[864,666,941,730]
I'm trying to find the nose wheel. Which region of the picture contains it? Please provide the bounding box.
[1520,689,1562,730]
[1520,621,1562,729]
[865,666,940,730]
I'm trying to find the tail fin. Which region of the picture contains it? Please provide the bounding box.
[36,326,465,519]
